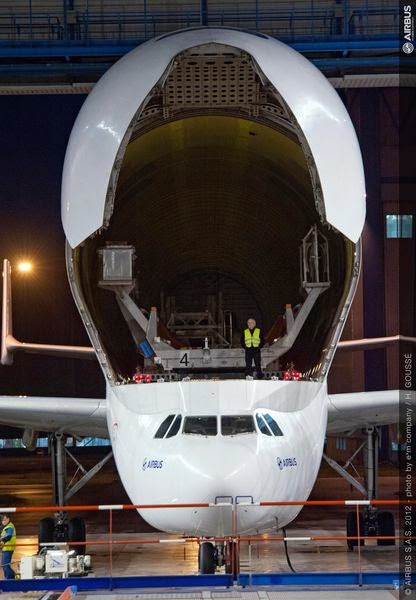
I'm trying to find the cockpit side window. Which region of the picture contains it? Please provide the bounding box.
[263,413,284,436]
[256,414,272,436]
[183,416,218,436]
[154,415,175,438]
[166,415,182,438]
[256,413,284,436]
[221,415,255,435]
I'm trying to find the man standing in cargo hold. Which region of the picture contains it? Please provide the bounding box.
[241,318,264,379]
[1,514,16,579]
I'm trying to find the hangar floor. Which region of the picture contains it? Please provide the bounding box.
[0,529,401,598]
[0,451,400,598]
[7,525,399,577]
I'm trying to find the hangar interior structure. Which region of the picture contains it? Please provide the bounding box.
[0,0,413,453]
[0,0,414,594]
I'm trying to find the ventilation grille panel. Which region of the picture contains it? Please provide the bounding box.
[163,55,261,108]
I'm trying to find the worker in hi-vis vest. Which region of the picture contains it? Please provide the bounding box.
[241,318,264,378]
[1,514,16,579]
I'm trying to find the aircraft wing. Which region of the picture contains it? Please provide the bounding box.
[0,396,108,438]
[327,390,399,434]
[0,390,400,438]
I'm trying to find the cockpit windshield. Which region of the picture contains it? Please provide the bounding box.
[154,413,283,438]
[221,415,255,435]
[183,416,218,436]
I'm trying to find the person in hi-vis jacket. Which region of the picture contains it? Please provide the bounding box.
[1,514,16,579]
[241,318,264,378]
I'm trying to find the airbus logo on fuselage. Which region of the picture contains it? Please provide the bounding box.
[142,458,164,470]
[276,456,298,470]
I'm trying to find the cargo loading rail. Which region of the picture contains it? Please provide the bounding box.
[0,498,413,593]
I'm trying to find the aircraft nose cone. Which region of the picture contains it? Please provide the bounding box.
[180,440,259,503]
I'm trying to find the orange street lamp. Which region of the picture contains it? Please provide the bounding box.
[17,261,33,274]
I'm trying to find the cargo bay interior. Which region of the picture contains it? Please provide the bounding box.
[73,48,355,380]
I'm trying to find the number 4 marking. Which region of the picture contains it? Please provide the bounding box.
[180,353,189,366]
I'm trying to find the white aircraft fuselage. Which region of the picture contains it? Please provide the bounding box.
[60,27,366,539]
[108,379,327,536]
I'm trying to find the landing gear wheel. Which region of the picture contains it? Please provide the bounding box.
[198,541,216,574]
[346,511,364,551]
[68,517,86,555]
[38,517,54,549]
[377,511,395,546]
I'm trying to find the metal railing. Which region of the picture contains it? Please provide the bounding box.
[0,1,399,45]
[0,497,411,591]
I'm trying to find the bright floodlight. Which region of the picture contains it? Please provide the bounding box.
[17,261,33,273]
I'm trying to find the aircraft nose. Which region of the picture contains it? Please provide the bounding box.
[180,441,259,502]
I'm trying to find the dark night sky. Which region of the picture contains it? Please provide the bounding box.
[0,95,105,399]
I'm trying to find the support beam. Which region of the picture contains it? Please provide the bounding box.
[271,287,324,350]
[200,0,208,26]
[50,433,66,507]
[322,453,367,496]
[324,427,381,502]
[116,288,149,332]
[64,450,113,502]
[366,427,375,501]
[364,427,380,502]
[147,307,158,342]
[338,334,416,351]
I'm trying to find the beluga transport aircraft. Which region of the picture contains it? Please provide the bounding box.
[0,27,408,574]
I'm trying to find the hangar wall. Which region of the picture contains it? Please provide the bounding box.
[327,86,415,463]
[329,86,415,397]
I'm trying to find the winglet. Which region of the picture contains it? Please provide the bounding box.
[1,259,14,365]
[1,258,96,363]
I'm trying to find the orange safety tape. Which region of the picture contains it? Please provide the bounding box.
[2,503,211,512]
[12,534,415,549]
[259,499,407,506]
[13,537,228,548]
[0,499,410,512]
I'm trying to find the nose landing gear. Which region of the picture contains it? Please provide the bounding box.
[198,540,239,577]
[198,541,216,574]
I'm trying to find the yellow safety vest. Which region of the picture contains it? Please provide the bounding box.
[1,521,16,552]
[244,328,261,348]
